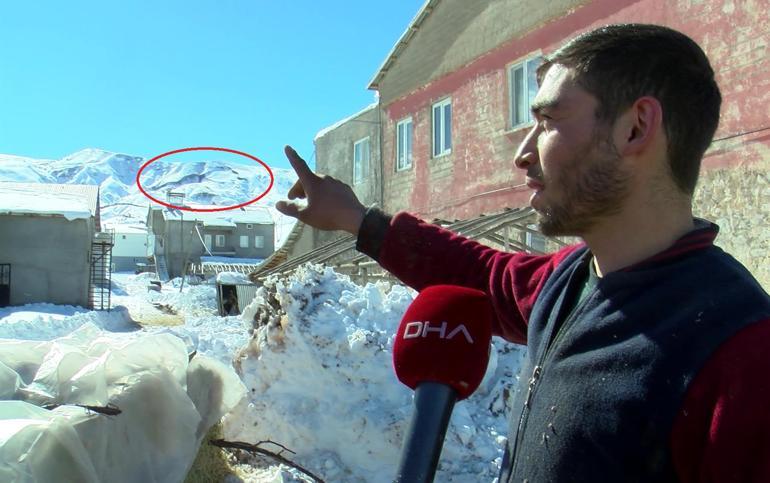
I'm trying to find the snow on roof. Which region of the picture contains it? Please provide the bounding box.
[160,205,273,226]
[314,102,379,140]
[0,183,97,221]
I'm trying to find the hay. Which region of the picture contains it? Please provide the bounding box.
[184,423,235,483]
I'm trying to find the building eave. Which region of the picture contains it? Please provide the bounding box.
[367,0,440,91]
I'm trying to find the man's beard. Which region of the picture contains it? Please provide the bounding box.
[536,133,631,237]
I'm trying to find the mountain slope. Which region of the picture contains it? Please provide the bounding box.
[0,148,298,243]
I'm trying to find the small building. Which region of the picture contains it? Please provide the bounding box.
[0,182,112,309]
[146,205,275,279]
[215,272,258,317]
[104,223,153,272]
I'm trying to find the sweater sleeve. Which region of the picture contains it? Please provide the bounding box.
[670,317,770,482]
[356,209,580,344]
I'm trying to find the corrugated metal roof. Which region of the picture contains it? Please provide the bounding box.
[0,182,99,216]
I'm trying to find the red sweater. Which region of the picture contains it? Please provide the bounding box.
[360,210,770,482]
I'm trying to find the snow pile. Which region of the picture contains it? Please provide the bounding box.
[0,266,527,481]
[155,279,219,316]
[223,264,526,482]
[216,271,252,285]
[0,304,136,340]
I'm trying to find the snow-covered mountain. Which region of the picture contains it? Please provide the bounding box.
[0,148,299,242]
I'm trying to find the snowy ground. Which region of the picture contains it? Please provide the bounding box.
[0,266,527,482]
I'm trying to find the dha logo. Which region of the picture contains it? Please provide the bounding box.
[402,321,474,343]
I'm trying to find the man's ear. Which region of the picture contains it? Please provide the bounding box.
[615,96,664,157]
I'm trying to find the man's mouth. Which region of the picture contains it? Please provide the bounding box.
[526,177,545,191]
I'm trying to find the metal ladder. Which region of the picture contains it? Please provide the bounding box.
[89,231,114,310]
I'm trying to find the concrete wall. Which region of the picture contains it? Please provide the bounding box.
[314,104,381,248]
[0,215,92,307]
[112,233,148,257]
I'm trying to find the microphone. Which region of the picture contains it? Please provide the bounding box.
[392,285,493,483]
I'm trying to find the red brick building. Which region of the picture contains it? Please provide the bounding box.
[313,0,768,286]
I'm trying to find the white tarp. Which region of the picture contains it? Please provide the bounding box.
[0,323,246,483]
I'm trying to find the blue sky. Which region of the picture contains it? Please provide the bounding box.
[0,1,422,170]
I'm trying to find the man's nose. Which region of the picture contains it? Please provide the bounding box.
[514,125,540,170]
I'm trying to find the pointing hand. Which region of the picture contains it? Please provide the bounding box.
[275,145,367,235]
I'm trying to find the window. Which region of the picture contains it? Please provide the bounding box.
[525,223,547,253]
[246,224,253,230]
[254,235,265,248]
[353,137,370,184]
[215,234,225,247]
[204,234,212,250]
[509,56,542,129]
[239,235,249,248]
[396,117,413,171]
[432,98,451,157]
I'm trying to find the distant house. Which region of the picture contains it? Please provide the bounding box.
[0,182,112,309]
[104,223,153,272]
[146,205,274,279]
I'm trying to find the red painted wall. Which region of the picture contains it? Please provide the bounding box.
[381,0,769,220]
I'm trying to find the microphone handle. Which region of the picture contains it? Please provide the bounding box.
[394,382,457,483]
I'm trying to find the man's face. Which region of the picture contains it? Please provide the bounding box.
[514,64,631,237]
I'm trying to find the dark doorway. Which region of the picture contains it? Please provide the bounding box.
[221,285,240,316]
[0,264,10,308]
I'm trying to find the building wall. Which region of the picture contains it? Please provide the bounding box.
[112,233,148,258]
[375,0,768,285]
[314,104,381,247]
[162,221,275,278]
[0,215,92,307]
[694,145,770,290]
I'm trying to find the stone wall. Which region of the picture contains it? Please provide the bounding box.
[694,157,769,290]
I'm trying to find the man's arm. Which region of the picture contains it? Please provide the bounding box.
[670,317,770,482]
[355,208,579,343]
[275,146,575,343]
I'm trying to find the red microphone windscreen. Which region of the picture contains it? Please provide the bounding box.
[393,285,493,400]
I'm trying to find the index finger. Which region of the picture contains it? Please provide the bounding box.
[284,145,316,183]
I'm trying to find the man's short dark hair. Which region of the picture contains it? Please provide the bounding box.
[539,24,722,195]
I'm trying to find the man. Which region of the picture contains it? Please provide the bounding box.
[277,24,770,482]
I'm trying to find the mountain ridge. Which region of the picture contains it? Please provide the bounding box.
[0,148,298,242]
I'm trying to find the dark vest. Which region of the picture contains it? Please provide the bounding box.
[499,244,770,482]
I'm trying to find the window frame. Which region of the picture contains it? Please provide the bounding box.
[215,234,225,247]
[396,116,413,171]
[432,98,452,158]
[508,55,543,130]
[239,235,249,248]
[254,235,265,249]
[353,136,371,185]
